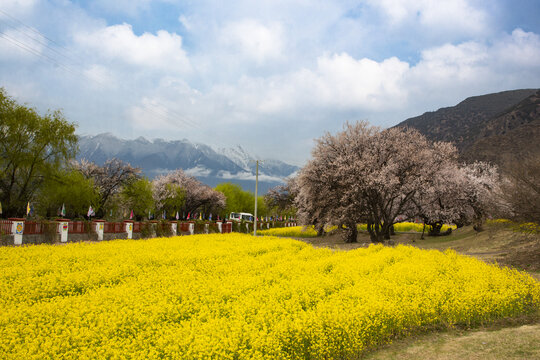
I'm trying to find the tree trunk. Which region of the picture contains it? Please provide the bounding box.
[428,221,443,236]
[344,223,358,243]
[367,220,384,243]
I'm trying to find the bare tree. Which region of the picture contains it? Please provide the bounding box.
[265,178,297,216]
[500,155,540,223]
[73,158,141,217]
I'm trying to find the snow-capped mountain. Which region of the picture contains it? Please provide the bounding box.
[220,145,298,178]
[77,134,299,193]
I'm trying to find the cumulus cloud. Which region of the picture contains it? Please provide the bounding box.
[492,29,540,68]
[82,64,118,89]
[0,27,45,61]
[220,19,286,64]
[75,23,191,73]
[185,166,213,177]
[368,0,488,35]
[1,0,540,166]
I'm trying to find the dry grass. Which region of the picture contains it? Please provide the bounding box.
[363,320,540,360]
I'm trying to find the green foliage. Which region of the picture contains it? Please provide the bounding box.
[154,220,173,238]
[139,222,152,239]
[40,220,58,244]
[121,178,154,220]
[0,88,78,217]
[37,169,100,218]
[161,183,185,218]
[215,182,268,218]
[215,182,253,216]
[231,220,252,234]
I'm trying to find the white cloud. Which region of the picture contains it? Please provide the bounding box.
[202,52,410,118]
[492,29,540,68]
[312,53,410,109]
[129,98,175,130]
[0,0,38,15]
[0,27,45,61]
[83,64,118,89]
[184,166,213,177]
[217,170,285,183]
[75,23,191,73]
[368,0,488,35]
[220,19,285,64]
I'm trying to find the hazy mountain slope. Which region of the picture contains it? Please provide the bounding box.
[396,89,537,152]
[77,134,299,193]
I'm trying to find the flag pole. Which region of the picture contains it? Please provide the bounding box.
[254,160,258,237]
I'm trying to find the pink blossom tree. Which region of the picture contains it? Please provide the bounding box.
[73,158,141,217]
[295,121,499,243]
[152,169,226,218]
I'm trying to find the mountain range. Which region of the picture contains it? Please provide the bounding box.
[77,134,299,194]
[395,88,540,168]
[79,88,539,192]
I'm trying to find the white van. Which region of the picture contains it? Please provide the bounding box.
[229,212,254,222]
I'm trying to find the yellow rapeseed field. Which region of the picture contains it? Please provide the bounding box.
[0,234,538,359]
[259,223,456,238]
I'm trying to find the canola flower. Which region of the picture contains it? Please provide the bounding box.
[259,222,456,238]
[0,234,538,359]
[258,225,321,238]
[488,219,540,233]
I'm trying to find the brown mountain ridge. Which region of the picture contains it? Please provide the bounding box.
[395,88,540,168]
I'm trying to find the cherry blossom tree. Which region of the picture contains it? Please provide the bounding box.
[152,169,226,217]
[408,159,500,237]
[73,158,141,217]
[295,121,498,243]
[265,178,298,219]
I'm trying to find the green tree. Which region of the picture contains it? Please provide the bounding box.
[121,178,155,220]
[0,88,77,217]
[215,182,268,218]
[37,169,100,218]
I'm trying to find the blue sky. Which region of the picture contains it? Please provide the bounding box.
[1,0,539,165]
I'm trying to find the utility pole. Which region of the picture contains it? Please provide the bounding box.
[254,160,259,236]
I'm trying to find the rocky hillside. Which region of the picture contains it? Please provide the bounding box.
[395,89,540,167]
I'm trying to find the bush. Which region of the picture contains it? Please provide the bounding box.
[40,220,58,244]
[155,221,172,238]
[139,222,152,239]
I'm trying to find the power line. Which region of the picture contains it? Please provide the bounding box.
[0,31,81,78]
[0,9,204,132]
